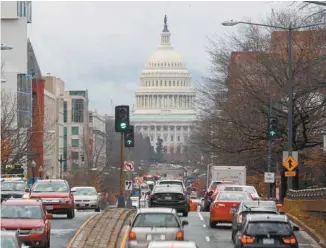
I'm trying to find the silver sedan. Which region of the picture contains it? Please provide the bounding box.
[71,186,100,212]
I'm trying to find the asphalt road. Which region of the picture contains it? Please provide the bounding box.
[50,210,98,248]
[181,211,322,247]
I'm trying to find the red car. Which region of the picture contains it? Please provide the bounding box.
[1,199,52,248]
[27,179,75,219]
[203,181,234,211]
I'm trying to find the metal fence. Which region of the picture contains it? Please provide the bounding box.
[286,187,326,199]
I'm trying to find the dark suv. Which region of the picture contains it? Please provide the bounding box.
[234,214,299,248]
[148,184,189,217]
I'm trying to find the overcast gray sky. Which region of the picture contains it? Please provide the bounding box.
[29,1,288,116]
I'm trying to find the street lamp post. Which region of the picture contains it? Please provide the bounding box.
[31,160,36,185]
[222,20,326,192]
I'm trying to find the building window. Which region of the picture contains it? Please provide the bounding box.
[170,126,174,131]
[71,151,79,160]
[177,136,180,142]
[72,139,79,147]
[89,112,93,122]
[164,136,167,142]
[71,99,84,122]
[17,74,32,128]
[63,101,67,122]
[177,126,181,131]
[171,135,174,142]
[183,126,188,131]
[157,126,161,131]
[72,127,79,135]
[184,136,188,142]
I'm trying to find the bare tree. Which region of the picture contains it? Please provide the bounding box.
[192,8,326,179]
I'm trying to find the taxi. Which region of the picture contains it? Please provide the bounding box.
[1,199,52,248]
[209,191,253,228]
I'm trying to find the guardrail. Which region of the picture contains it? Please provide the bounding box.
[286,187,326,199]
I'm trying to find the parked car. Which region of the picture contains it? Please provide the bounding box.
[71,186,100,212]
[1,199,52,248]
[231,200,279,242]
[128,208,188,248]
[27,179,75,219]
[234,213,299,248]
[209,191,253,228]
[149,184,189,216]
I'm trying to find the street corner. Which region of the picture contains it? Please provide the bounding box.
[67,208,134,248]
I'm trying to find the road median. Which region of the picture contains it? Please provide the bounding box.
[67,208,134,248]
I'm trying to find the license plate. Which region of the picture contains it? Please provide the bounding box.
[45,205,53,210]
[263,238,274,244]
[147,234,165,241]
[165,196,172,200]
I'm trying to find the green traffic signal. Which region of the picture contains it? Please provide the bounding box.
[127,140,132,145]
[120,123,127,129]
[269,130,277,136]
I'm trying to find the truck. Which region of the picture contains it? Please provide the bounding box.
[203,165,246,211]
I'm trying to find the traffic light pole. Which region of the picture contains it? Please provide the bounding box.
[118,132,125,207]
[267,98,272,199]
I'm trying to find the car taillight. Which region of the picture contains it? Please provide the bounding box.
[237,214,242,224]
[129,232,136,240]
[283,236,296,244]
[240,235,255,244]
[176,231,183,240]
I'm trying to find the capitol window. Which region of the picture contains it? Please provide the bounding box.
[183,126,188,131]
[150,136,153,141]
[177,126,181,131]
[171,135,174,141]
[177,136,180,142]
[164,136,167,141]
[170,126,174,131]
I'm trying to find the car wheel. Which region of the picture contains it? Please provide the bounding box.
[209,219,216,228]
[183,211,188,217]
[67,207,74,219]
[95,207,101,212]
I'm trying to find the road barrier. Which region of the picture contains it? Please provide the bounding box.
[284,187,326,247]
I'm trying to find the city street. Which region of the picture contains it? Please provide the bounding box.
[50,210,98,247]
[180,212,322,248]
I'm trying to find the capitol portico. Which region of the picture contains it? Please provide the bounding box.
[132,16,196,153]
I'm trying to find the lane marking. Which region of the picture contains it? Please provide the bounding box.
[120,226,130,248]
[66,213,99,248]
[205,236,210,242]
[197,211,204,221]
[203,224,206,228]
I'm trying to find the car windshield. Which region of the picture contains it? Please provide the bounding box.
[1,237,17,248]
[154,186,183,193]
[73,188,97,196]
[33,182,68,192]
[243,186,257,194]
[217,192,250,201]
[160,181,183,187]
[242,201,276,210]
[246,222,292,236]
[133,213,180,228]
[1,182,26,191]
[1,205,43,219]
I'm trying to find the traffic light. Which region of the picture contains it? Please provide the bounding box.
[268,116,278,138]
[115,105,130,132]
[124,125,134,147]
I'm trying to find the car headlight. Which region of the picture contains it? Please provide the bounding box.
[31,227,44,233]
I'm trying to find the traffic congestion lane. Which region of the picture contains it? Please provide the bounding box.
[184,211,322,248]
[50,210,99,247]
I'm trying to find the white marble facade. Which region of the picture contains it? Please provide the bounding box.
[132,16,196,153]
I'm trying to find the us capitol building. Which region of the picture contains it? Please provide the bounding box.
[132,16,196,153]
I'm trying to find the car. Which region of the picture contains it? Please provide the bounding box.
[209,191,253,228]
[71,186,100,212]
[1,178,29,202]
[231,200,280,242]
[241,186,261,200]
[1,230,25,248]
[156,180,187,191]
[1,199,52,248]
[203,181,234,211]
[234,214,299,248]
[128,208,188,248]
[27,179,75,219]
[149,184,189,216]
[147,241,198,248]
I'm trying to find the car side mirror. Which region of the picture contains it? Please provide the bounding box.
[182,220,189,226]
[46,213,53,219]
[293,225,299,231]
[70,189,76,193]
[25,188,30,193]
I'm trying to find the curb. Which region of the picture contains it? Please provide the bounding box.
[117,210,136,248]
[66,213,99,248]
[286,212,326,248]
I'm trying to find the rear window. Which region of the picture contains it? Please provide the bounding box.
[246,222,292,236]
[133,213,180,228]
[160,181,183,186]
[243,186,257,194]
[223,186,243,191]
[217,192,251,201]
[242,201,277,211]
[33,181,69,192]
[154,185,183,193]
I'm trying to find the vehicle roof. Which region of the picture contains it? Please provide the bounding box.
[241,207,278,213]
[218,191,249,194]
[137,208,177,214]
[247,213,288,222]
[159,179,184,183]
[241,200,276,206]
[2,199,42,205]
[35,179,66,183]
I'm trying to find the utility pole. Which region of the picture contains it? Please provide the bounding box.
[119,133,124,196]
[267,98,273,199]
[58,155,66,179]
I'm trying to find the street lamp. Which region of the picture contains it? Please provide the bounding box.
[1,43,13,50]
[222,19,326,191]
[31,160,36,185]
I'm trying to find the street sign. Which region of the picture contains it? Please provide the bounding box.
[135,177,144,185]
[282,151,298,165]
[282,156,298,171]
[125,180,133,191]
[264,172,275,183]
[124,161,134,171]
[285,171,296,177]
